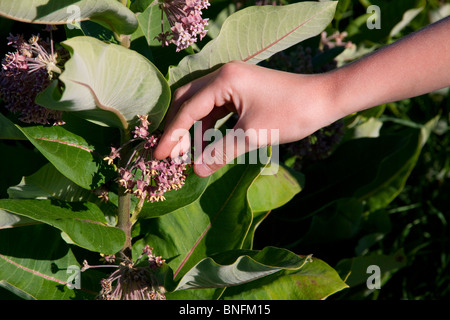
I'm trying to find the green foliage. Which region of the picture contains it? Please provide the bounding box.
[37,36,170,130]
[0,0,449,301]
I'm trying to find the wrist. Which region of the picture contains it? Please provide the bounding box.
[322,68,357,121]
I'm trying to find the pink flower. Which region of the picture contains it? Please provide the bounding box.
[105,115,189,203]
[0,33,64,125]
[155,0,210,52]
[83,245,167,300]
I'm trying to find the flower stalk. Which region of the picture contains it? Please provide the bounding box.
[116,129,133,259]
[108,116,190,259]
[83,245,167,300]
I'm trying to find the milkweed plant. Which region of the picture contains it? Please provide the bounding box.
[1,0,439,301]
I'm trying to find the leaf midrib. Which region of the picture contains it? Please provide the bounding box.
[174,165,251,278]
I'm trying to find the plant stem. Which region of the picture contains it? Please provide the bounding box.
[117,184,132,259]
[116,130,133,260]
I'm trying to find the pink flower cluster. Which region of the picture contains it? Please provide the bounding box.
[104,115,189,203]
[84,245,167,300]
[0,34,64,125]
[155,0,210,52]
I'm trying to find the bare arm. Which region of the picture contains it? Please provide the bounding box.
[331,16,450,117]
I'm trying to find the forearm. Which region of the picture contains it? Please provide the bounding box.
[329,16,450,117]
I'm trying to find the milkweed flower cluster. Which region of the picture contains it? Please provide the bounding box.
[155,0,210,52]
[104,115,189,203]
[83,245,167,300]
[0,33,64,125]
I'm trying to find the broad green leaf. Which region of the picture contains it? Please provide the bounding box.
[0,224,96,300]
[353,131,422,211]
[0,209,37,230]
[8,163,92,202]
[135,4,191,75]
[243,163,304,248]
[16,124,104,190]
[0,140,47,199]
[298,198,364,246]
[335,250,407,288]
[171,247,311,291]
[168,1,338,89]
[130,0,154,13]
[0,199,125,254]
[0,113,25,140]
[286,129,423,216]
[248,164,304,214]
[134,152,266,282]
[7,162,118,225]
[36,36,170,131]
[221,256,348,300]
[0,0,138,35]
[136,3,167,47]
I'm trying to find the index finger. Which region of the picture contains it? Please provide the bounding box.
[153,74,221,160]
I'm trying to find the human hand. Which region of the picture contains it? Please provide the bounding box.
[154,17,450,178]
[153,61,341,177]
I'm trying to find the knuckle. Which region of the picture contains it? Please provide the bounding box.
[219,60,245,79]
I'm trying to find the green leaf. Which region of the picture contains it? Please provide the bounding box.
[0,140,47,199]
[36,36,170,131]
[220,255,348,300]
[0,0,138,35]
[335,250,407,288]
[389,7,424,38]
[134,152,267,281]
[8,162,91,202]
[168,1,338,89]
[130,0,154,13]
[134,4,191,75]
[0,209,38,230]
[136,3,167,47]
[288,129,423,216]
[248,164,304,214]
[16,124,104,190]
[351,0,426,43]
[171,247,311,291]
[7,162,119,226]
[0,113,25,140]
[0,199,125,254]
[134,150,304,287]
[299,198,364,246]
[243,163,304,248]
[0,224,96,300]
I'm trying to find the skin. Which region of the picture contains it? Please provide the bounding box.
[153,16,450,177]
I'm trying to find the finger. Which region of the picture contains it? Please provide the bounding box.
[154,76,231,160]
[163,106,231,161]
[162,73,215,131]
[193,122,252,177]
[194,105,233,152]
